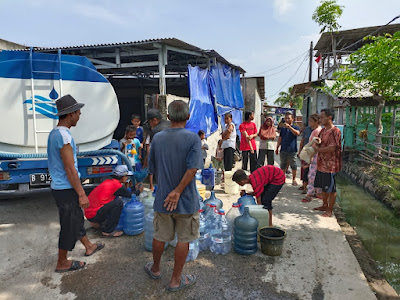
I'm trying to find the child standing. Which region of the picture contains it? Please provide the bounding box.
[232,166,285,226]
[120,125,142,171]
[131,114,144,143]
[211,139,224,171]
[198,130,208,167]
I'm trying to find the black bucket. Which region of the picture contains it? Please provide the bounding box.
[258,227,286,256]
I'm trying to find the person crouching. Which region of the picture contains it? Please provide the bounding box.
[232,166,285,226]
[84,165,143,237]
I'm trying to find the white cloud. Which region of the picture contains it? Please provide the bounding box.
[73,3,128,26]
[273,0,295,16]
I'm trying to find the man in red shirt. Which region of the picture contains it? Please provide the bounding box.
[312,108,342,217]
[85,165,143,237]
[232,166,285,226]
[239,111,258,173]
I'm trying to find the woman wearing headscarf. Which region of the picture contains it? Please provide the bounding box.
[257,117,276,166]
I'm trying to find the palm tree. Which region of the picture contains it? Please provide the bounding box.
[274,87,303,109]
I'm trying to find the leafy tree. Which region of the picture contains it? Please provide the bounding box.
[312,0,344,65]
[274,87,303,109]
[312,0,343,33]
[329,32,400,154]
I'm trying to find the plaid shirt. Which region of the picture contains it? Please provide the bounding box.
[249,166,285,198]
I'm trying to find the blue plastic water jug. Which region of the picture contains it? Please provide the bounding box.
[186,239,199,262]
[123,194,145,235]
[115,197,130,231]
[204,191,223,212]
[238,194,257,214]
[201,164,215,190]
[234,207,258,255]
[144,210,168,251]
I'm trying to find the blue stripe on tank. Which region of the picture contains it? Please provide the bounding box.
[0,51,108,83]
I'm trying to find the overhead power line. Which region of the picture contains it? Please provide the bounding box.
[267,54,308,98]
[248,50,308,77]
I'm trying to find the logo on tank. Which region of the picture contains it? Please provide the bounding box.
[23,87,59,119]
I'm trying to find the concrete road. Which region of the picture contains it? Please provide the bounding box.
[0,175,377,300]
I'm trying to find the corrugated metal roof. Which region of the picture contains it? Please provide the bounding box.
[33,37,245,73]
[314,23,400,57]
[324,79,373,98]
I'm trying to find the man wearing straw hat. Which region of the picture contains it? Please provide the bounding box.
[48,94,104,273]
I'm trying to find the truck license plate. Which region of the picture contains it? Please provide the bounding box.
[30,173,52,185]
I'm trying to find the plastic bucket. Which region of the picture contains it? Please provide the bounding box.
[258,227,286,256]
[224,171,239,194]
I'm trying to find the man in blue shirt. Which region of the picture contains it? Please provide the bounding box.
[48,94,104,273]
[145,100,202,292]
[275,112,300,186]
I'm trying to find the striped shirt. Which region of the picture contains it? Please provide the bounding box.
[248,166,285,198]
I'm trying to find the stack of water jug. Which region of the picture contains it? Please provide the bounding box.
[115,185,260,258]
[198,192,260,255]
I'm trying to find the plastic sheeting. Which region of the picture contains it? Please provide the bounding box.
[210,63,244,109]
[185,65,218,137]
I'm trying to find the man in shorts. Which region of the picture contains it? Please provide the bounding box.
[276,112,300,186]
[48,95,104,273]
[232,166,285,226]
[146,100,202,292]
[313,108,342,217]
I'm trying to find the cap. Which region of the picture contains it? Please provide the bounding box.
[113,165,133,177]
[146,108,162,120]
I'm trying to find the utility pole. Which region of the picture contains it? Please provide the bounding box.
[309,41,313,82]
[306,41,313,121]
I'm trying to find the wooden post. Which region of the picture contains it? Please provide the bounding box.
[389,107,396,163]
[352,107,356,126]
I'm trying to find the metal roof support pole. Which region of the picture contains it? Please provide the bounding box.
[116,48,121,68]
[158,45,167,95]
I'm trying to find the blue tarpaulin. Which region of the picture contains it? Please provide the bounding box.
[210,63,244,109]
[185,65,218,137]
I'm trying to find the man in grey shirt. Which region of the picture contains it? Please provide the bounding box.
[145,100,202,292]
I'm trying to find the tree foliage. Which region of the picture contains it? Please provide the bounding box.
[274,87,303,109]
[312,0,344,33]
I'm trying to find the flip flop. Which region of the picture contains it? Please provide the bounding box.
[301,196,312,203]
[55,260,86,273]
[102,230,124,238]
[298,186,304,190]
[292,181,298,186]
[144,262,161,279]
[167,274,196,292]
[84,242,105,256]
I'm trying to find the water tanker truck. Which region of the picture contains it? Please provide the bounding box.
[0,49,131,198]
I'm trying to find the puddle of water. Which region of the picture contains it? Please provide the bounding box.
[336,174,400,294]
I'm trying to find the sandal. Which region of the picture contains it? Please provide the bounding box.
[298,186,304,190]
[301,196,312,203]
[102,230,124,238]
[167,274,196,292]
[144,262,161,279]
[55,260,86,273]
[84,242,105,256]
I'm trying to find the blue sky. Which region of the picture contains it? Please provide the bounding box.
[1,0,398,103]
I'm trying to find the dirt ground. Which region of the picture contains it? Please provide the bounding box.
[1,161,393,299]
